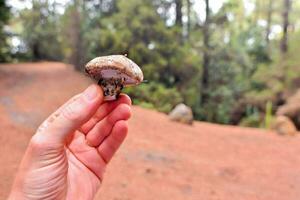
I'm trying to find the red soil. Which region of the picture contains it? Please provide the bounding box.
[1,62,300,200]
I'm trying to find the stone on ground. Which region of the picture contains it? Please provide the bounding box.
[169,103,193,125]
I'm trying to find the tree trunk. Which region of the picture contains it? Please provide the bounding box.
[281,0,291,53]
[31,1,41,60]
[174,0,183,43]
[95,0,102,11]
[201,0,210,105]
[186,0,191,40]
[175,0,183,27]
[265,0,273,44]
[69,0,84,70]
[32,42,41,60]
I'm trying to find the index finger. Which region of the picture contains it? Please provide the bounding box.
[80,94,131,134]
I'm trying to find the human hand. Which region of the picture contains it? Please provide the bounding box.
[8,84,131,200]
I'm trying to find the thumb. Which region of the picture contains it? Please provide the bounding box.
[33,84,103,146]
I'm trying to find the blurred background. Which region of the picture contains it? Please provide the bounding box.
[0,0,299,126]
[1,0,300,199]
[0,0,300,127]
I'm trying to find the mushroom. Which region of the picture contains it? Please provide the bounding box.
[85,55,144,101]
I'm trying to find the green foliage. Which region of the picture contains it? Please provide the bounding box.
[239,113,262,128]
[0,0,10,62]
[124,82,183,113]
[234,29,300,125]
[81,0,200,114]
[197,44,252,123]
[264,101,273,129]
[85,0,200,82]
[18,0,63,61]
[4,0,300,128]
[238,104,262,127]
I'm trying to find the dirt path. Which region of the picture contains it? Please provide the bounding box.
[1,62,300,200]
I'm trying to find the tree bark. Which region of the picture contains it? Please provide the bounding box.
[69,0,84,70]
[201,0,210,104]
[281,0,291,53]
[175,0,183,27]
[186,0,191,40]
[265,0,273,44]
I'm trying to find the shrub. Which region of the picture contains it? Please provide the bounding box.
[124,82,183,113]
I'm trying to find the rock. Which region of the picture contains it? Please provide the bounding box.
[271,116,297,136]
[145,168,153,174]
[169,103,193,125]
[277,89,300,129]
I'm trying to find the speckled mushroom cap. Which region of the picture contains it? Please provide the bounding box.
[85,55,143,85]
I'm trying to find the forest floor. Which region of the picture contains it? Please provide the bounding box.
[1,62,300,200]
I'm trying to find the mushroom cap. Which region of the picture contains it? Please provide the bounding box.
[85,55,143,85]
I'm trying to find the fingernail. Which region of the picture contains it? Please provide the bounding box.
[83,85,98,101]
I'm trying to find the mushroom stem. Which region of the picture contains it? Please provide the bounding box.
[98,78,125,101]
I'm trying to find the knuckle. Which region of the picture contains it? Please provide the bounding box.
[61,100,84,122]
[119,104,131,118]
[30,133,62,153]
[107,104,131,124]
[112,121,128,142]
[113,130,127,144]
[29,134,48,150]
[36,121,49,134]
[108,139,119,152]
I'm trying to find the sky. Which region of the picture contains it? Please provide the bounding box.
[194,0,225,21]
[7,0,257,21]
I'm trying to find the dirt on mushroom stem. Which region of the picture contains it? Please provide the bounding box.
[98,77,125,101]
